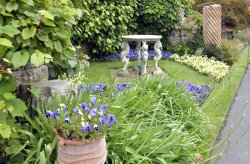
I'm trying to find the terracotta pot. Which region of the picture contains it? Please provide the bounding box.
[56,135,107,164]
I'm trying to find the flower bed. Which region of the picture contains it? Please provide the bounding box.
[171,54,230,80]
[105,49,173,61]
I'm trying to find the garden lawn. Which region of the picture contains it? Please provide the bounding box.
[84,47,250,158]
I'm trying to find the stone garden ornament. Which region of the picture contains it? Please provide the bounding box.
[119,35,163,76]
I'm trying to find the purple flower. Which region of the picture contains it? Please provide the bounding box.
[94,124,99,131]
[52,109,60,118]
[63,106,68,111]
[81,127,85,132]
[108,122,112,128]
[81,83,85,89]
[111,92,115,98]
[80,102,87,110]
[45,110,53,118]
[65,114,70,123]
[84,124,91,132]
[90,96,97,108]
[100,104,108,115]
[90,108,97,116]
[73,108,79,114]
[99,117,106,124]
[108,114,118,126]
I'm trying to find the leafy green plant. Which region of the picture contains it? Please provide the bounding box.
[0,67,27,159]
[136,0,196,34]
[105,78,208,163]
[0,0,81,77]
[221,39,239,65]
[203,44,224,61]
[71,0,137,56]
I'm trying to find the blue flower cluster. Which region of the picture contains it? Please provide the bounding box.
[176,81,213,105]
[45,96,118,134]
[79,82,131,98]
[105,49,173,61]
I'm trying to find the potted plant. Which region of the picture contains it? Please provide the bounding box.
[45,87,118,164]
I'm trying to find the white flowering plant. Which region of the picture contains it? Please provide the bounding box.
[171,54,230,81]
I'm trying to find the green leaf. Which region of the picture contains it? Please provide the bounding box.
[11,51,29,69]
[21,0,34,6]
[54,41,62,52]
[38,10,54,20]
[10,98,27,117]
[0,124,11,138]
[39,27,53,34]
[0,38,13,47]
[30,51,44,67]
[5,2,18,12]
[36,31,48,42]
[3,93,16,100]
[28,86,39,97]
[24,11,36,17]
[21,26,36,40]
[1,25,20,37]
[44,38,53,49]
[68,60,77,68]
[5,140,22,155]
[0,100,6,110]
[42,18,55,27]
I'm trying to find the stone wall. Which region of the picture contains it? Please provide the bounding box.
[167,29,197,45]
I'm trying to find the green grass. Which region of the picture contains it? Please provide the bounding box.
[84,47,250,158]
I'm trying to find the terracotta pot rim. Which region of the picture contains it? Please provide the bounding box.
[56,134,105,146]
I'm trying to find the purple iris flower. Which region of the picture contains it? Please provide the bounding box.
[100,104,108,115]
[108,114,118,125]
[63,106,68,110]
[90,108,97,116]
[45,110,53,118]
[65,114,70,123]
[84,124,91,132]
[73,108,79,114]
[99,117,106,124]
[90,96,97,108]
[94,124,99,131]
[81,127,85,132]
[80,102,87,110]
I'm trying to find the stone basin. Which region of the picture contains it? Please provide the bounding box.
[122,35,162,42]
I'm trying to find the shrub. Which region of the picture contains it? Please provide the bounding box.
[71,0,137,56]
[203,44,224,61]
[221,39,239,65]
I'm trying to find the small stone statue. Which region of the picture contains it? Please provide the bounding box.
[119,42,130,76]
[141,42,148,75]
[153,41,163,75]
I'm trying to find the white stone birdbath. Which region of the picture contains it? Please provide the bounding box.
[119,35,163,76]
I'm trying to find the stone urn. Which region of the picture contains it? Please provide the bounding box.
[56,135,107,164]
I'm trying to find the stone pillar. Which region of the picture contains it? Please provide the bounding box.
[203,4,221,47]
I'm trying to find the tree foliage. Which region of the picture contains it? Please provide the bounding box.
[196,0,250,29]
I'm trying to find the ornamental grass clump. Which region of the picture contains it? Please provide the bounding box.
[45,95,118,141]
[171,54,230,80]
